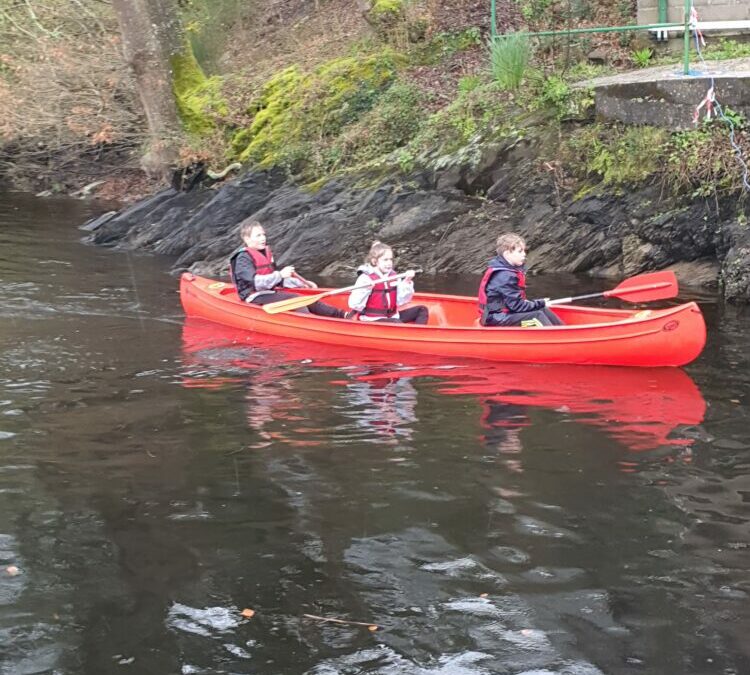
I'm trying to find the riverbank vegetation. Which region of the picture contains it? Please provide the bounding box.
[0,0,748,202]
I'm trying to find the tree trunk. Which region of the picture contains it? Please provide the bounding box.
[111,0,183,180]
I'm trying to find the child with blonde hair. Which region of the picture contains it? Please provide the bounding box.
[348,241,428,324]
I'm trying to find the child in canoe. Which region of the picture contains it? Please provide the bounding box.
[348,241,429,324]
[229,218,348,318]
[478,233,563,327]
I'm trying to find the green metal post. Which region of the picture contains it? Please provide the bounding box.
[683,0,691,74]
[658,0,667,24]
[490,0,497,40]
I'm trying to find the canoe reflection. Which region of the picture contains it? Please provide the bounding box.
[181,319,706,453]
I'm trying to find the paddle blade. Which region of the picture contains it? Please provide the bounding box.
[262,292,325,314]
[605,271,678,302]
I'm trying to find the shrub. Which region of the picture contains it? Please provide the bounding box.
[666,122,750,196]
[489,34,531,91]
[564,124,667,186]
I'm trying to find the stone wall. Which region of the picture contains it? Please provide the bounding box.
[595,75,750,130]
[638,0,749,26]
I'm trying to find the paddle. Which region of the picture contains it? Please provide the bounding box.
[546,270,678,306]
[262,271,415,314]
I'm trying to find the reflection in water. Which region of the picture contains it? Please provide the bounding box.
[340,375,418,445]
[181,318,706,457]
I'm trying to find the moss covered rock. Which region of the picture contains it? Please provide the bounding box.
[231,50,403,173]
[171,47,228,137]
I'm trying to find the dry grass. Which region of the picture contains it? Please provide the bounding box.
[221,0,371,90]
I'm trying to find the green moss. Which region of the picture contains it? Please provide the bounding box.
[365,0,409,41]
[326,82,425,169]
[407,80,512,157]
[413,28,482,65]
[563,124,667,186]
[370,0,404,17]
[230,51,403,174]
[171,47,228,136]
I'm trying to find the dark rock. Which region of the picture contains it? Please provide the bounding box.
[89,189,176,245]
[85,148,750,303]
[79,210,117,232]
[587,48,609,65]
[722,229,750,303]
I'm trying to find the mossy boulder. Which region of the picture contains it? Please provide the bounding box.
[230,50,403,174]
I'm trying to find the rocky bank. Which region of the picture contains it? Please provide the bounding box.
[84,135,750,303]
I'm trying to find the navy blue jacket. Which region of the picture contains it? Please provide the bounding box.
[482,255,545,317]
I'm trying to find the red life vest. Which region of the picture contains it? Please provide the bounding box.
[228,245,279,290]
[477,267,527,320]
[362,272,398,318]
[245,246,275,275]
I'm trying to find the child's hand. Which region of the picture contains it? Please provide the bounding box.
[279,265,295,279]
[403,269,416,281]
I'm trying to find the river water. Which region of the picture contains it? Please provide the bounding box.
[0,191,749,675]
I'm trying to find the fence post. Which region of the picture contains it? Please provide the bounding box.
[683,0,691,74]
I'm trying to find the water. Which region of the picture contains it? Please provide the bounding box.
[0,191,749,675]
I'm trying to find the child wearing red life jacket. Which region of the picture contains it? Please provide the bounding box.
[229,218,347,319]
[348,241,429,324]
[478,233,563,327]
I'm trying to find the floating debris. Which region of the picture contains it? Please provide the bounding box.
[302,613,378,631]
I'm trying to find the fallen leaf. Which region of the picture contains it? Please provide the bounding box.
[241,608,255,618]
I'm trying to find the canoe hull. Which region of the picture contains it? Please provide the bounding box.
[180,273,706,367]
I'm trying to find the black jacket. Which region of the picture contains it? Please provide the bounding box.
[229,249,261,301]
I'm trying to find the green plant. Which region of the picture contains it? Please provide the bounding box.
[667,124,750,196]
[538,75,571,116]
[516,0,553,23]
[631,47,653,68]
[719,106,746,130]
[564,124,667,186]
[326,82,425,170]
[415,28,482,65]
[703,39,750,61]
[457,75,482,94]
[489,34,531,91]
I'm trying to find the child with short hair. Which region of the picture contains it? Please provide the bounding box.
[229,218,347,318]
[478,233,563,327]
[348,241,429,324]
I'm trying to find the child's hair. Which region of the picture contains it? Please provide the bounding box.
[496,233,526,255]
[239,218,263,239]
[365,240,393,265]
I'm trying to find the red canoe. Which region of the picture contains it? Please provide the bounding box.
[180,273,706,367]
